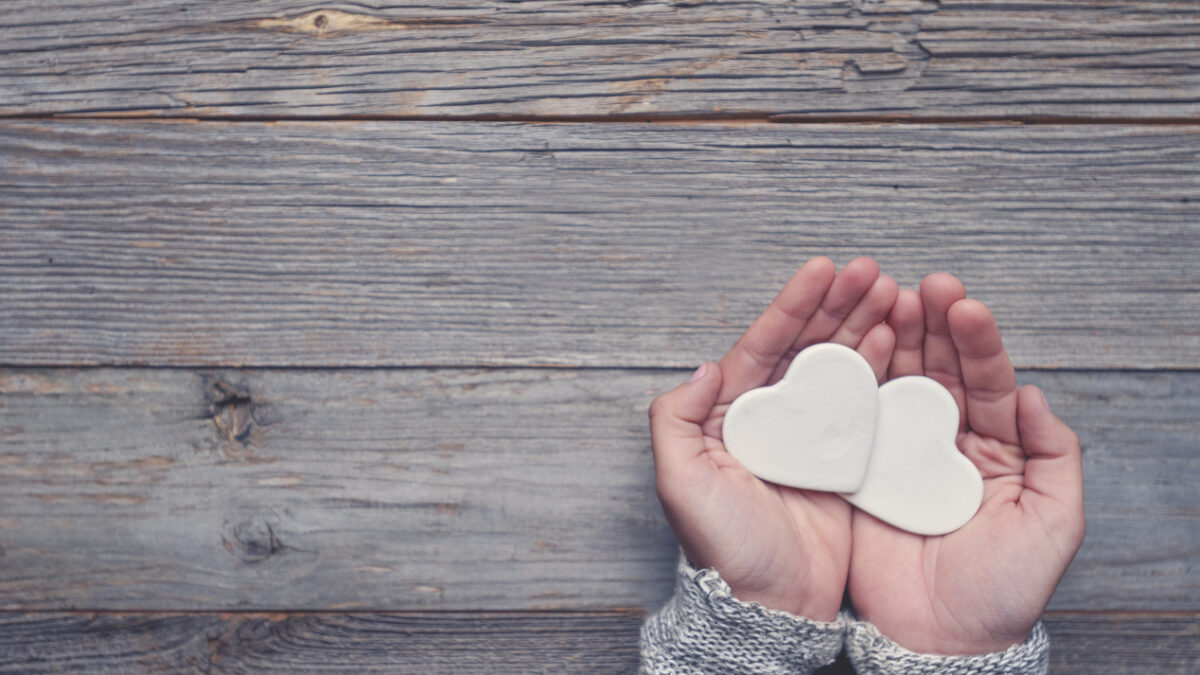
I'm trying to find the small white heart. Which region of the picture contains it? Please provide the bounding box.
[841,376,983,536]
[722,343,879,492]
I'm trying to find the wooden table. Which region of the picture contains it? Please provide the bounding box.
[2,1,1198,672]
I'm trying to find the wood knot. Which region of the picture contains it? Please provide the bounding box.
[251,9,481,37]
[222,512,284,564]
[254,9,404,36]
[205,377,259,447]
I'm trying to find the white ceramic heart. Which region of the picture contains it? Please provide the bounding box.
[722,343,879,492]
[841,376,983,536]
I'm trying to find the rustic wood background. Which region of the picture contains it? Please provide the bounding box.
[1,1,1198,672]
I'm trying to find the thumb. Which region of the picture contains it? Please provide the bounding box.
[649,362,723,474]
[1017,385,1086,542]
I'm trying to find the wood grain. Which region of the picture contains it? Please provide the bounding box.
[0,368,1195,611]
[5,2,1195,670]
[2,1,1198,119]
[0,611,1194,673]
[0,611,643,674]
[1045,612,1200,674]
[3,121,1198,369]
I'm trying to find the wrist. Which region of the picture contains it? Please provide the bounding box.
[681,544,845,622]
[854,611,1035,656]
[891,632,1027,657]
[728,581,841,622]
[846,619,1049,674]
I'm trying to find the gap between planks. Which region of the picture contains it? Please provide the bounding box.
[0,609,1189,617]
[2,365,1198,375]
[0,609,646,617]
[2,113,1200,126]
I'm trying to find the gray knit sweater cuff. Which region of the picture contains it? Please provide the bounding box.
[639,557,845,674]
[845,617,1050,675]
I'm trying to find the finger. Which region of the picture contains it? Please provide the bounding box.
[949,299,1020,445]
[920,273,968,428]
[768,257,883,384]
[887,288,924,379]
[649,362,725,475]
[769,271,896,384]
[791,257,881,349]
[1018,385,1084,504]
[828,274,899,349]
[1016,385,1086,546]
[857,322,896,384]
[717,257,836,402]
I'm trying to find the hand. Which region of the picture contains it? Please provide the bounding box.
[649,256,897,621]
[848,274,1086,654]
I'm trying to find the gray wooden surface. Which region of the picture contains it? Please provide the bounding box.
[0,611,1194,674]
[0,368,1195,611]
[2,0,1198,671]
[3,121,1197,369]
[0,611,643,674]
[2,1,1198,119]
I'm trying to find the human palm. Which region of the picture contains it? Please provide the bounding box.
[650,256,897,621]
[849,274,1086,654]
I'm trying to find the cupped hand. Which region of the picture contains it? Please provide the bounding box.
[849,274,1086,653]
[649,256,897,621]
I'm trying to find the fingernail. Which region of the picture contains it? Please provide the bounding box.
[688,363,707,383]
[1037,387,1050,410]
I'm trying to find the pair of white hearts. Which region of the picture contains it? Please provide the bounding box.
[722,343,983,536]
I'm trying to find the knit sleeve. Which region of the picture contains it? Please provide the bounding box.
[845,616,1050,675]
[639,557,846,674]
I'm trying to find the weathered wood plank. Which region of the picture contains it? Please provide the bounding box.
[0,611,643,674]
[0,611,1194,674]
[0,368,1195,611]
[1045,612,1200,674]
[3,121,1198,369]
[2,1,1198,118]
